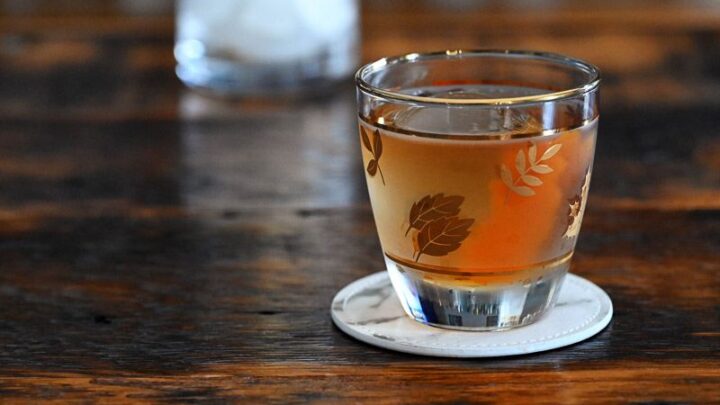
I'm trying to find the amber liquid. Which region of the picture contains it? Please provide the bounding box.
[360,118,597,287]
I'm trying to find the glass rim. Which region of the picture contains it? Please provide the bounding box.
[355,49,601,106]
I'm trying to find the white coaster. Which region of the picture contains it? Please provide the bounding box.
[331,271,612,358]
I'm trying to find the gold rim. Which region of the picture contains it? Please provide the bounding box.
[355,49,600,106]
[359,114,598,141]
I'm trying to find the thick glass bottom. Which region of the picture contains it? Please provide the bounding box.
[385,254,571,331]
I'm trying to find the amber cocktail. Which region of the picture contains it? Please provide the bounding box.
[356,50,600,330]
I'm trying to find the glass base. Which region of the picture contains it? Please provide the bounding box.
[385,256,570,331]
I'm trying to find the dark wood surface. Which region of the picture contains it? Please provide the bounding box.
[1,1,719,403]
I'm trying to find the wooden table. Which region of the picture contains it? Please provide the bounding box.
[1,1,719,403]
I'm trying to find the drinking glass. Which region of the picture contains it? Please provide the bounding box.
[355,50,600,330]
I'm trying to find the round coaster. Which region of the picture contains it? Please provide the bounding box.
[331,271,612,358]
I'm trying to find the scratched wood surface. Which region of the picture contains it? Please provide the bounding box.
[0,1,719,403]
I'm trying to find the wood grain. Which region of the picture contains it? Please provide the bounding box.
[0,1,718,403]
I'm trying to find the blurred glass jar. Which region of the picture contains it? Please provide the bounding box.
[175,0,360,97]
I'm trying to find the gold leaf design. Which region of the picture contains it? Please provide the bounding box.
[373,129,383,159]
[541,144,562,160]
[405,194,474,262]
[530,164,553,174]
[360,126,385,185]
[415,216,474,262]
[513,185,535,197]
[367,159,378,175]
[360,127,372,151]
[405,193,463,236]
[502,142,562,197]
[515,149,526,173]
[521,175,543,186]
[528,143,537,163]
[564,169,592,239]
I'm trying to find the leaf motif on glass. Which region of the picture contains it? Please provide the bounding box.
[528,143,537,164]
[515,149,526,173]
[360,126,385,185]
[415,216,474,261]
[405,193,463,236]
[366,159,378,175]
[521,175,543,186]
[530,164,553,174]
[405,193,474,262]
[502,142,562,197]
[564,169,592,239]
[541,144,562,161]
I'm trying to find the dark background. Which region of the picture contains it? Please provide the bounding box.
[0,1,718,403]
